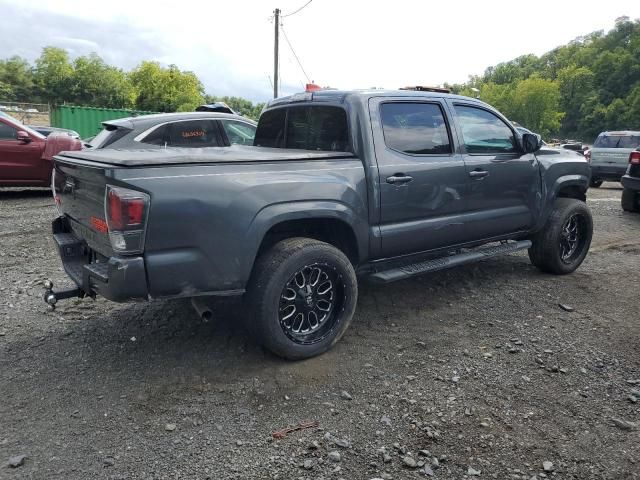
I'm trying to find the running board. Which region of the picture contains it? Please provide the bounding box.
[368,240,532,284]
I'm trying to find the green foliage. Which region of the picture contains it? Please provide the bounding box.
[0,47,263,118]
[33,47,74,105]
[72,54,134,108]
[512,76,564,138]
[0,56,34,101]
[462,17,640,140]
[129,61,205,112]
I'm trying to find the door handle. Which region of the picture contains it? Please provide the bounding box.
[469,169,489,179]
[386,174,413,185]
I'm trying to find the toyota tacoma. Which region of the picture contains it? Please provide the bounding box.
[46,89,593,359]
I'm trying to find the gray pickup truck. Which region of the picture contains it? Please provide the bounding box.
[46,89,593,359]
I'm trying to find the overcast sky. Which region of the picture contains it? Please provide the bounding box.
[1,0,639,103]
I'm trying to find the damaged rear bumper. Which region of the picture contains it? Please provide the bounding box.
[52,216,148,302]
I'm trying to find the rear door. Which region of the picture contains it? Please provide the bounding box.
[0,119,44,183]
[448,102,541,241]
[370,97,470,257]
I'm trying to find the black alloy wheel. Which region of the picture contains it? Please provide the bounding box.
[278,263,344,345]
[559,213,589,264]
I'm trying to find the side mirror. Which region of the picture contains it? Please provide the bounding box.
[16,131,32,143]
[522,132,541,153]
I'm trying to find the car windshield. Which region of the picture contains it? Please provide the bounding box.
[593,134,640,149]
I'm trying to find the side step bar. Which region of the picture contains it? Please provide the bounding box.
[368,240,532,284]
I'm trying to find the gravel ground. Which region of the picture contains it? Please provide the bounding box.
[1,184,639,480]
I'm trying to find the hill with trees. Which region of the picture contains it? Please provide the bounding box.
[0,47,265,119]
[448,16,640,141]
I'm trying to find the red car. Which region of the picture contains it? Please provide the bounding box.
[0,112,82,187]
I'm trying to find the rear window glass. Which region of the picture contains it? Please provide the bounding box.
[141,120,220,148]
[89,126,128,148]
[593,134,640,149]
[255,106,349,151]
[380,102,451,155]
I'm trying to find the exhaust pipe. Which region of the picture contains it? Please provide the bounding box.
[191,297,213,322]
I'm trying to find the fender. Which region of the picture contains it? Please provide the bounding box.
[241,200,370,282]
[534,173,590,231]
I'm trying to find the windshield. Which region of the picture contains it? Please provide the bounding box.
[593,134,640,149]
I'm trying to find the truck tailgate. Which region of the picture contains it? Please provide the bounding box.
[52,159,113,256]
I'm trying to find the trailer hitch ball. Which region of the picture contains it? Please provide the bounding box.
[45,293,57,306]
[43,279,54,290]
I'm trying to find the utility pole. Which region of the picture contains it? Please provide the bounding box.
[273,8,280,99]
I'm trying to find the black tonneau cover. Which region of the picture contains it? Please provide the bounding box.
[55,145,354,167]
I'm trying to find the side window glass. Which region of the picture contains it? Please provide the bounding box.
[454,105,517,154]
[0,122,17,140]
[254,108,286,147]
[168,120,219,148]
[140,124,170,146]
[380,102,451,155]
[221,120,256,145]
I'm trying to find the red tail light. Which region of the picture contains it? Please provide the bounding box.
[630,151,640,165]
[105,185,150,254]
[107,187,147,230]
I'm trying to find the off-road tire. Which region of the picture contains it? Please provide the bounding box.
[621,188,639,212]
[246,238,357,360]
[528,198,593,275]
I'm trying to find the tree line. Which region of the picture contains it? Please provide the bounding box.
[0,47,265,119]
[2,17,639,137]
[446,16,640,141]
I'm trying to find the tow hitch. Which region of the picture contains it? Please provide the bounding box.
[42,280,85,310]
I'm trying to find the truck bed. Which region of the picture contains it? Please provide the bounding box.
[56,145,354,167]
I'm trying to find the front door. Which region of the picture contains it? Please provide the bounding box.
[0,120,44,183]
[370,98,470,257]
[448,102,541,242]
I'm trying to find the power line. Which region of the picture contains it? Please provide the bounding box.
[282,0,313,18]
[280,24,311,84]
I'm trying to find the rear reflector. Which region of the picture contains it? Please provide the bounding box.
[90,216,108,234]
[630,151,640,165]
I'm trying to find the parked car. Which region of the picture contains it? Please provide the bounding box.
[28,125,81,139]
[589,131,640,187]
[195,102,237,114]
[46,89,592,359]
[87,112,256,150]
[621,148,640,212]
[0,112,82,187]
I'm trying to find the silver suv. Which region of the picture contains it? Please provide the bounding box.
[589,131,640,187]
